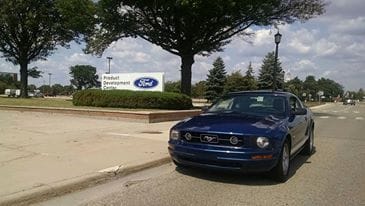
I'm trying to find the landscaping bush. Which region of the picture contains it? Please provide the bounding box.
[72,89,193,110]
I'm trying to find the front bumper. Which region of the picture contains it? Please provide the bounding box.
[168,141,280,173]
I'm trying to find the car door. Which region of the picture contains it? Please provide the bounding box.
[287,96,308,154]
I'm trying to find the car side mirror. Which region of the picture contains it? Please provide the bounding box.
[292,108,307,116]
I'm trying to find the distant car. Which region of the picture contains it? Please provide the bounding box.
[168,91,315,182]
[343,99,355,105]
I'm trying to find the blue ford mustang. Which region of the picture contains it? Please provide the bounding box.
[168,91,314,182]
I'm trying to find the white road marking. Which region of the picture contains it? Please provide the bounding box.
[354,111,360,114]
[320,116,329,119]
[333,111,338,113]
[107,132,130,136]
[337,116,347,120]
[355,117,364,120]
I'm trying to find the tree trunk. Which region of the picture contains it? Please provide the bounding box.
[19,61,28,98]
[180,54,194,96]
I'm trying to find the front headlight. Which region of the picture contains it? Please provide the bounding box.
[170,129,180,140]
[256,137,270,148]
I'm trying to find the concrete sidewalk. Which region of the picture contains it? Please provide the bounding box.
[0,110,176,205]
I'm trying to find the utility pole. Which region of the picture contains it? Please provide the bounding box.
[107,57,113,74]
[48,73,52,86]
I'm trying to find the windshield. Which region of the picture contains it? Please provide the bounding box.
[208,94,287,117]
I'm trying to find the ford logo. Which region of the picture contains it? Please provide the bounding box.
[134,77,159,89]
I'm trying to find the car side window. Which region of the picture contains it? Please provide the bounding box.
[289,96,302,111]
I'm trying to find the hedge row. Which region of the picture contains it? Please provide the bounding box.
[72,89,193,110]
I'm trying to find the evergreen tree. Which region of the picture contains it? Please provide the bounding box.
[205,57,227,102]
[258,52,284,90]
[243,62,258,90]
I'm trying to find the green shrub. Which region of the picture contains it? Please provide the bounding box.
[72,89,193,110]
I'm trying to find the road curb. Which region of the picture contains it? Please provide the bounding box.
[0,156,171,206]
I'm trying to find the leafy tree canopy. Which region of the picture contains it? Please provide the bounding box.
[0,0,96,97]
[224,71,246,94]
[69,65,100,90]
[86,0,326,96]
[164,81,181,93]
[192,81,206,98]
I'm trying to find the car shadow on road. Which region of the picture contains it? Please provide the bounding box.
[175,148,316,186]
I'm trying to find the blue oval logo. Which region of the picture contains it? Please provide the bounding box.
[134,77,159,89]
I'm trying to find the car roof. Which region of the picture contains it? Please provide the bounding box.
[229,90,292,97]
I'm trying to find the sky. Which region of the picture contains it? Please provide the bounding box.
[0,0,364,91]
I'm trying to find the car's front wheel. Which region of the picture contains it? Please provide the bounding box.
[271,141,290,182]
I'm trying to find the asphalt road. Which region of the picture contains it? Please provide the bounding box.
[37,103,365,206]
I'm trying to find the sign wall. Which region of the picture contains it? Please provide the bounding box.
[102,73,164,92]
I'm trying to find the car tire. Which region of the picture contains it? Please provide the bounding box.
[302,127,314,155]
[271,140,290,182]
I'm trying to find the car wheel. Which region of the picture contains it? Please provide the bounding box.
[271,140,290,182]
[302,127,314,155]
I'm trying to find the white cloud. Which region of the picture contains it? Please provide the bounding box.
[314,39,338,56]
[1,0,365,91]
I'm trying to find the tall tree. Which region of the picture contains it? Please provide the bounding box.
[258,52,284,90]
[317,77,343,99]
[69,65,100,90]
[285,76,303,98]
[62,85,75,96]
[0,0,96,97]
[86,0,326,96]
[303,75,318,100]
[224,71,246,94]
[51,84,64,96]
[205,57,227,102]
[243,62,258,90]
[356,88,364,101]
[192,81,206,98]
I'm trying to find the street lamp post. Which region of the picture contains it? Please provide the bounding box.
[106,56,113,74]
[273,31,282,91]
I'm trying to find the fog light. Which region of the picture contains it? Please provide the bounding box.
[257,137,270,148]
[184,132,192,141]
[230,136,239,145]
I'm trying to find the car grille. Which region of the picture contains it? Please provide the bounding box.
[180,131,246,147]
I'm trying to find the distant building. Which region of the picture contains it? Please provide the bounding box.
[0,72,18,81]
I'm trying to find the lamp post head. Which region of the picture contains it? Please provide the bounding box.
[274,31,282,44]
[107,56,113,60]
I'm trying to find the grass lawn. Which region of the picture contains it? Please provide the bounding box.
[0,96,74,108]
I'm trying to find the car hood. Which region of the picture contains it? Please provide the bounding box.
[174,112,287,136]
